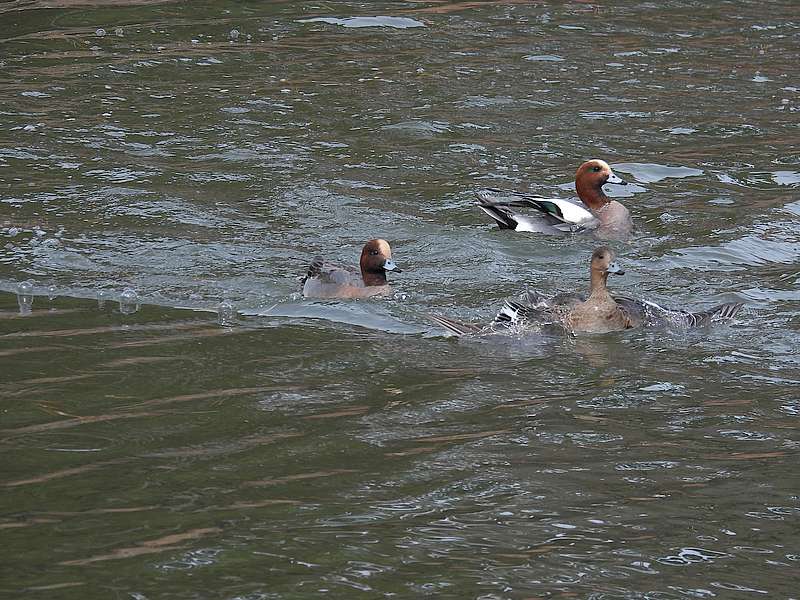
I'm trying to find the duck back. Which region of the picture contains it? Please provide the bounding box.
[302,261,389,299]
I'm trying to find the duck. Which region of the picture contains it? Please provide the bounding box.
[429,247,743,336]
[476,159,633,240]
[301,239,401,299]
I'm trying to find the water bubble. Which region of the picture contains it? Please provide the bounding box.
[47,285,57,301]
[17,280,34,314]
[119,288,140,315]
[229,29,240,41]
[115,27,124,37]
[96,28,107,37]
[217,300,236,326]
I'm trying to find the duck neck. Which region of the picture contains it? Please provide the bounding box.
[576,179,611,211]
[588,269,611,299]
[362,269,388,287]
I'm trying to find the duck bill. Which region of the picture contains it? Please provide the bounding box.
[606,170,627,186]
[606,261,625,275]
[383,258,401,273]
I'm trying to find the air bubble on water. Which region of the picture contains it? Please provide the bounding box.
[217,300,236,326]
[229,29,240,41]
[115,27,124,37]
[393,291,410,301]
[17,280,34,314]
[47,285,58,301]
[119,288,140,315]
[96,28,107,37]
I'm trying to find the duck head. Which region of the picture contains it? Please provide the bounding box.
[591,246,625,278]
[575,159,627,208]
[360,239,401,286]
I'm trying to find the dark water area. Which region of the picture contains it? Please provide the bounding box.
[1,0,799,597]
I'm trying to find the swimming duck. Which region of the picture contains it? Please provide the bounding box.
[476,159,633,240]
[302,239,401,299]
[430,247,742,336]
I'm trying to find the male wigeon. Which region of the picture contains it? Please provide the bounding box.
[301,239,401,299]
[430,247,743,336]
[476,159,633,240]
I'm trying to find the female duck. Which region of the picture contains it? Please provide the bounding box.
[477,159,633,240]
[562,246,632,333]
[302,239,401,299]
[430,247,742,336]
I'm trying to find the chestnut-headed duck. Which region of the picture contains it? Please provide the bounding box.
[430,247,743,336]
[302,239,401,299]
[476,159,633,240]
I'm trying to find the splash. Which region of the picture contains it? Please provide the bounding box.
[119,288,140,315]
[16,280,34,314]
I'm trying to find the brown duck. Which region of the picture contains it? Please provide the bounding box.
[430,247,743,336]
[302,239,401,299]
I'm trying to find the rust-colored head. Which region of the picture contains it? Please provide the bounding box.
[575,159,627,209]
[360,239,401,286]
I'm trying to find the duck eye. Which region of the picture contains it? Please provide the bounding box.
[592,166,602,172]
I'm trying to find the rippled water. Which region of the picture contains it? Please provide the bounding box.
[2,1,799,597]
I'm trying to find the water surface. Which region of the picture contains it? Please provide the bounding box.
[1,0,799,597]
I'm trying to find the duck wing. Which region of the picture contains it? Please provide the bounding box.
[477,188,597,233]
[428,314,485,337]
[492,290,558,327]
[301,258,361,297]
[613,296,743,328]
[301,256,325,286]
[476,198,572,234]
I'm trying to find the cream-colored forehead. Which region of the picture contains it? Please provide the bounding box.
[585,159,611,170]
[365,239,391,256]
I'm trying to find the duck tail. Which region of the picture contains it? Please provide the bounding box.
[427,314,483,337]
[476,193,519,230]
[301,256,325,286]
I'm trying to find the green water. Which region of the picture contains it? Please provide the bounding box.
[2,0,799,597]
